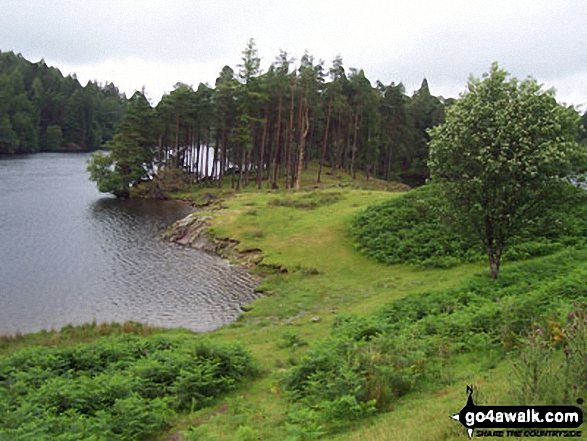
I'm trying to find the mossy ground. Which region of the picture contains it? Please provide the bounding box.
[2,166,584,440]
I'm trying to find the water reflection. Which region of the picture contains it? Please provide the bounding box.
[0,154,260,335]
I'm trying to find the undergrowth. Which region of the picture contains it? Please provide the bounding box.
[268,191,343,210]
[351,183,587,268]
[280,248,587,434]
[0,335,257,440]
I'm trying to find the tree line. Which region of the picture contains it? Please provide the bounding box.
[0,50,127,154]
[89,39,453,196]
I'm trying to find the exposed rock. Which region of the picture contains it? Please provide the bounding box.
[162,212,264,269]
[162,214,216,252]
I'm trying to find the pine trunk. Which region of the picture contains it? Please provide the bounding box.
[271,93,284,189]
[318,95,332,183]
[258,105,269,189]
[295,107,310,189]
[285,79,296,189]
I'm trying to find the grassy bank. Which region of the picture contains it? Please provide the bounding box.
[168,169,586,440]
[2,167,585,440]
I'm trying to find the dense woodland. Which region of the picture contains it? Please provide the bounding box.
[4,43,586,193]
[89,39,454,196]
[102,41,587,195]
[0,50,127,154]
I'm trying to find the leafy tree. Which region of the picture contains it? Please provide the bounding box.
[407,78,444,185]
[87,91,155,197]
[378,81,410,182]
[234,38,265,189]
[428,63,583,279]
[213,65,239,187]
[580,111,587,145]
[268,51,293,188]
[317,56,348,182]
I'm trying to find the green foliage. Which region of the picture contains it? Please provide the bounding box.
[87,91,156,197]
[0,335,257,440]
[351,183,587,268]
[268,191,343,210]
[279,331,308,351]
[281,318,422,423]
[428,63,584,278]
[0,114,18,153]
[130,167,190,199]
[283,405,327,440]
[281,247,587,429]
[351,185,473,266]
[0,51,126,154]
[512,304,587,407]
[43,125,64,151]
[86,151,126,196]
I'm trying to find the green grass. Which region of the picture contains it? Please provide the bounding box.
[179,171,586,440]
[2,166,585,440]
[162,176,493,439]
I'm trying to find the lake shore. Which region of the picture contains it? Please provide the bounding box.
[162,209,265,271]
[7,167,583,440]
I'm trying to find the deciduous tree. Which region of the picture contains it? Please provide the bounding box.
[428,63,583,279]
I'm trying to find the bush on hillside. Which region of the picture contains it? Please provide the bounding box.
[351,183,587,268]
[0,335,257,440]
[282,249,587,429]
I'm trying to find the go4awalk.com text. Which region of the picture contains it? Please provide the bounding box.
[451,386,584,439]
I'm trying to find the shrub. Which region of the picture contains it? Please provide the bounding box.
[351,184,587,267]
[512,304,587,407]
[282,247,587,432]
[0,335,257,440]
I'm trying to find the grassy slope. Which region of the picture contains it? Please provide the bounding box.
[3,167,582,440]
[162,168,501,440]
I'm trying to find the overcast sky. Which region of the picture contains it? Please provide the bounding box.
[2,0,586,108]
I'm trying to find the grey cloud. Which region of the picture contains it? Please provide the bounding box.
[1,0,586,107]
[0,0,231,64]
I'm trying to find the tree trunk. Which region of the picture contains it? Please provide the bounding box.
[174,116,180,168]
[258,105,269,189]
[304,126,312,170]
[237,146,245,190]
[219,127,227,188]
[212,130,219,182]
[318,95,332,183]
[157,134,163,172]
[205,138,210,182]
[244,148,250,187]
[266,122,274,185]
[351,107,362,179]
[487,245,502,279]
[195,141,200,182]
[271,92,283,189]
[285,79,296,189]
[295,107,310,189]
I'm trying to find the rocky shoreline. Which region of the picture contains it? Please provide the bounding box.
[162,211,266,270]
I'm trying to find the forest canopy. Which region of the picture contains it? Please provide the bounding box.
[0,50,127,154]
[87,39,454,197]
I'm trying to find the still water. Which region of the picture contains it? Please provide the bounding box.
[0,153,260,335]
